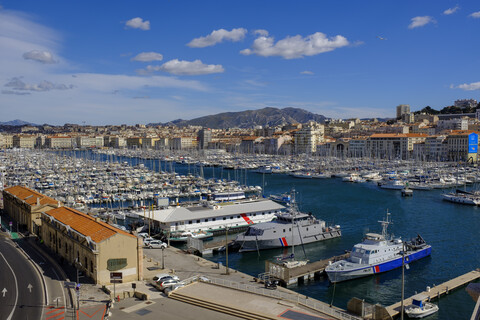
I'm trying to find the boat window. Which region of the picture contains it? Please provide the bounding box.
[230,216,233,219]
[212,218,216,221]
[188,220,192,224]
[223,217,226,220]
[365,250,371,254]
[197,220,200,223]
[204,219,208,222]
[283,229,286,233]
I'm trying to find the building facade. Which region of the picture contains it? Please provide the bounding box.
[40,206,143,284]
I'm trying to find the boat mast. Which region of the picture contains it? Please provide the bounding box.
[379,211,391,239]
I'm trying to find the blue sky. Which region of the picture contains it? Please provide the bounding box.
[1,1,480,125]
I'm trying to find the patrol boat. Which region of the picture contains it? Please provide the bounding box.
[234,193,341,252]
[325,212,431,283]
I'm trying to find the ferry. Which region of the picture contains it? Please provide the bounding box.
[134,198,286,236]
[325,212,431,283]
[234,199,341,252]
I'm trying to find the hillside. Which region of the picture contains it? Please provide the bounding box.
[151,107,326,128]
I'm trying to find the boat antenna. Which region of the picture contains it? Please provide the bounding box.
[379,210,392,239]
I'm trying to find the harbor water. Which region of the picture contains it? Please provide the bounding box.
[183,168,479,320]
[59,151,480,318]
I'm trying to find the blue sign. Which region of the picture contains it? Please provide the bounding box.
[468,133,478,154]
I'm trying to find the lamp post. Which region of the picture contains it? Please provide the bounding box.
[225,226,229,275]
[401,242,405,320]
[75,259,82,310]
[161,247,165,269]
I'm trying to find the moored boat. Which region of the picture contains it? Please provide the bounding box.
[325,212,431,283]
[234,191,341,252]
[404,294,439,318]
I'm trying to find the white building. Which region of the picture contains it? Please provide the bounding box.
[294,121,324,154]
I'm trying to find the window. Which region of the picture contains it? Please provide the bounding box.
[196,220,200,223]
[90,261,93,273]
[283,229,286,233]
[188,220,192,224]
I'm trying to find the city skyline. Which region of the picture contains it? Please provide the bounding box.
[1,1,480,125]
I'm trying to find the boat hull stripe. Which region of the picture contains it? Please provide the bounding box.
[240,213,254,225]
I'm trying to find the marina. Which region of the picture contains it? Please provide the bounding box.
[1,148,480,319]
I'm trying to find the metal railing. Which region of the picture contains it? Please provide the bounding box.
[197,277,362,320]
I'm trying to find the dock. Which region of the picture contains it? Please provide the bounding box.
[385,269,480,318]
[265,253,350,286]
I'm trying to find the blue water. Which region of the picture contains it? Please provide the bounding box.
[66,151,480,319]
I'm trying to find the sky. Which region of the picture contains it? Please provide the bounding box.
[1,1,480,125]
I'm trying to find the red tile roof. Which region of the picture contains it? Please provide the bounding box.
[4,186,58,206]
[44,206,136,243]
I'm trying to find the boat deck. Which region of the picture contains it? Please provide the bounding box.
[385,269,480,318]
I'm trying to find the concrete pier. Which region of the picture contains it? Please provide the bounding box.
[265,252,350,286]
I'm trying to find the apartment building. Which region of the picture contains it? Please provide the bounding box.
[12,135,36,148]
[294,121,324,154]
[45,136,72,149]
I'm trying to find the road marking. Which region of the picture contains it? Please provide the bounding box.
[78,305,107,319]
[27,283,33,293]
[121,300,156,313]
[2,288,6,297]
[0,251,18,320]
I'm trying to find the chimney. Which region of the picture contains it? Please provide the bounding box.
[37,197,40,206]
[57,201,61,207]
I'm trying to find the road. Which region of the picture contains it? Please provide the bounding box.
[0,234,44,320]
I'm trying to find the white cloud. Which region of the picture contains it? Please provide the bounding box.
[253,29,269,36]
[187,28,247,48]
[444,5,459,15]
[138,59,225,76]
[300,71,314,75]
[4,77,73,92]
[125,17,150,30]
[408,16,436,29]
[23,50,57,64]
[453,81,480,91]
[240,31,349,59]
[131,52,163,62]
[469,11,480,18]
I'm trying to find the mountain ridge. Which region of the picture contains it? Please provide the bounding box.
[150,107,327,128]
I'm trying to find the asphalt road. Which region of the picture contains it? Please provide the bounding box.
[0,235,44,320]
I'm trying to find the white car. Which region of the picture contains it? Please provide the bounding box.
[147,240,167,249]
[138,232,149,238]
[152,273,180,282]
[143,237,155,246]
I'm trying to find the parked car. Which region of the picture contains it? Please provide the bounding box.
[138,232,149,238]
[158,278,179,291]
[147,240,167,249]
[143,237,155,246]
[152,273,179,282]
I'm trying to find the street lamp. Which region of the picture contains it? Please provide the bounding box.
[225,226,229,275]
[161,247,165,269]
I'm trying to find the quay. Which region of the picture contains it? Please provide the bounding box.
[385,269,480,318]
[265,252,350,286]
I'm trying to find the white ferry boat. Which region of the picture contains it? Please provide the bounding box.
[234,199,341,252]
[325,213,431,283]
[131,199,286,235]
